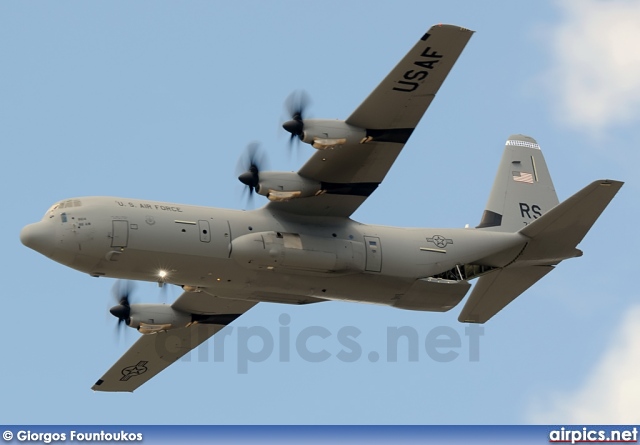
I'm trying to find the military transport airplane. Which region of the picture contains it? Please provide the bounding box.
[20,24,622,392]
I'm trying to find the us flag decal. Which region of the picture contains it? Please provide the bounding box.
[512,171,534,184]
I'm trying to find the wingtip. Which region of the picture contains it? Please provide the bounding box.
[430,23,475,33]
[457,315,485,324]
[589,179,624,191]
[598,179,624,187]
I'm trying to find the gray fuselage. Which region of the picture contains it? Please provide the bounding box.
[22,196,526,312]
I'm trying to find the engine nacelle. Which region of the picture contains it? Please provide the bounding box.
[231,231,365,275]
[255,172,322,202]
[299,119,366,149]
[127,304,191,334]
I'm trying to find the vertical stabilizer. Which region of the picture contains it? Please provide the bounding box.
[477,135,559,232]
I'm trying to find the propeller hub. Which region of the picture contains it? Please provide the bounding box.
[283,90,310,154]
[110,304,130,321]
[238,170,259,187]
[236,143,267,207]
[283,119,304,137]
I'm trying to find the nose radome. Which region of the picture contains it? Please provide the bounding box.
[20,222,54,256]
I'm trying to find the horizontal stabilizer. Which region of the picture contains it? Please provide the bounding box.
[458,266,554,323]
[460,179,623,323]
[518,180,623,262]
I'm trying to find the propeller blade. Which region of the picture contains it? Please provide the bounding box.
[282,90,311,155]
[110,280,134,332]
[284,90,310,126]
[236,142,268,207]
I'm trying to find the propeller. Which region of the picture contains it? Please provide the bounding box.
[236,142,268,206]
[110,280,135,334]
[282,90,311,153]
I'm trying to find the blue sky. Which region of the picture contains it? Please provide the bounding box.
[2,1,639,424]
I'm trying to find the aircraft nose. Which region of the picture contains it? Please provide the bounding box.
[20,222,55,256]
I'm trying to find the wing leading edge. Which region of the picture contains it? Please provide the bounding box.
[267,24,474,217]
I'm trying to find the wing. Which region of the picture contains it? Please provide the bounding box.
[267,24,474,217]
[92,291,257,392]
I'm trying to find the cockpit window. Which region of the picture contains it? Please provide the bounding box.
[43,200,82,219]
[58,199,82,209]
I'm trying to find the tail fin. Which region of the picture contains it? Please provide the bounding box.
[477,135,559,232]
[460,178,623,323]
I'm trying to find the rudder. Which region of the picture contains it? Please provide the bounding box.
[477,135,559,232]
